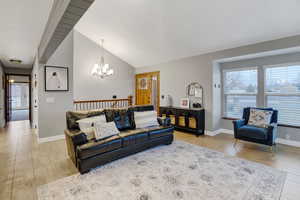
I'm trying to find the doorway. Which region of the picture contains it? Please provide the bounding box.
[5,74,31,122]
[135,71,160,111]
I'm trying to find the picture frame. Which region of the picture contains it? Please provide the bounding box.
[45,66,69,91]
[180,98,190,108]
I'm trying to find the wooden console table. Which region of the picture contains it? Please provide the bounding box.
[159,106,205,136]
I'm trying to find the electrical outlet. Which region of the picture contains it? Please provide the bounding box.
[285,134,291,140]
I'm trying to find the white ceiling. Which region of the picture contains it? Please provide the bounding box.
[0,0,52,68]
[75,0,300,68]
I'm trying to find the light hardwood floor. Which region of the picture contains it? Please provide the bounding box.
[0,121,299,200]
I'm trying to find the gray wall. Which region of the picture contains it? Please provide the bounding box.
[135,34,300,137]
[219,52,300,141]
[37,31,74,138]
[73,31,135,100]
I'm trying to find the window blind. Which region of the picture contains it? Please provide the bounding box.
[223,69,257,118]
[265,65,300,126]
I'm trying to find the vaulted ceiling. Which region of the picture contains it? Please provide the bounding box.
[0,0,52,68]
[75,0,300,68]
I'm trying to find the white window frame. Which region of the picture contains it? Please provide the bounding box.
[222,67,258,119]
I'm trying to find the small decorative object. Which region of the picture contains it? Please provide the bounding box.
[91,39,114,79]
[161,94,172,107]
[138,77,148,89]
[45,66,68,91]
[192,103,202,108]
[180,98,190,108]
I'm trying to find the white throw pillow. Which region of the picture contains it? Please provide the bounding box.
[248,109,273,128]
[77,115,106,139]
[134,111,159,129]
[94,121,120,140]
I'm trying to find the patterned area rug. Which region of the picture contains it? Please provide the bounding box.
[38,141,286,200]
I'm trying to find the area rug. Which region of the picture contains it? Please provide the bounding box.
[38,141,286,200]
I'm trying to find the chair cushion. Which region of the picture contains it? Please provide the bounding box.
[238,125,268,140]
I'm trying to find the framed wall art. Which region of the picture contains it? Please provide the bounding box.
[180,98,190,108]
[45,66,69,91]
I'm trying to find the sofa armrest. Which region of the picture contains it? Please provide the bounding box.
[232,119,246,138]
[64,130,88,165]
[157,117,171,127]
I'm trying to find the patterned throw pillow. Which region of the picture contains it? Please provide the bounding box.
[76,115,106,139]
[248,109,273,128]
[134,111,159,129]
[94,121,120,140]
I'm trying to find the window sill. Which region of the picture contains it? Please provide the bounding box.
[222,117,300,129]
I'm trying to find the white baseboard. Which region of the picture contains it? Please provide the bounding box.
[205,129,234,136]
[214,128,300,148]
[275,138,300,148]
[205,130,217,136]
[38,134,65,144]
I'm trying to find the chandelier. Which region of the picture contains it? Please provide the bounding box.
[91,39,114,78]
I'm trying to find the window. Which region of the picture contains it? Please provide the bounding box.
[223,68,257,118]
[265,65,300,126]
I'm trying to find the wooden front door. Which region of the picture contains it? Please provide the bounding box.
[135,71,160,110]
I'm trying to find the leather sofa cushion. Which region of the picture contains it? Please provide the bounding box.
[77,125,174,160]
[238,125,268,140]
[104,108,135,129]
[148,126,174,139]
[122,132,149,147]
[114,115,132,131]
[78,135,122,159]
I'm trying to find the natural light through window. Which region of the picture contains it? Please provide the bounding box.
[223,64,300,126]
[265,65,300,126]
[223,68,257,118]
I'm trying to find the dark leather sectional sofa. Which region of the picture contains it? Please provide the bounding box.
[65,105,174,174]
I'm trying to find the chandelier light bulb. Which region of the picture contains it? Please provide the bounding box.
[91,39,114,79]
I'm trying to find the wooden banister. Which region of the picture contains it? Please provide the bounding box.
[73,96,133,110]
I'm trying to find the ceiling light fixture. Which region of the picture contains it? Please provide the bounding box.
[9,59,22,64]
[91,39,114,79]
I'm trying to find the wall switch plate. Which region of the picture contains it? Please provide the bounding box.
[46,97,55,103]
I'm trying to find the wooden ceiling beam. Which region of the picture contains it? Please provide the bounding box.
[38,0,94,63]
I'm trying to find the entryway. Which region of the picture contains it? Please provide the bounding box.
[135,71,160,111]
[5,75,31,122]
